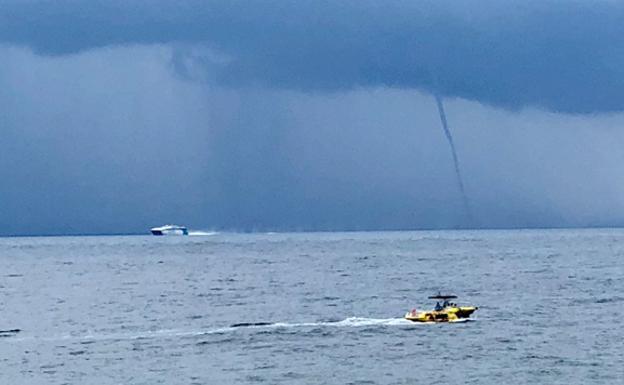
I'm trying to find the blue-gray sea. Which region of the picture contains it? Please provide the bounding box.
[1,229,623,384]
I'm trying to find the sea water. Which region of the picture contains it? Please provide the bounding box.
[1,229,622,384]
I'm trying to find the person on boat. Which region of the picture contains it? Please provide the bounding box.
[442,300,449,308]
[435,301,443,311]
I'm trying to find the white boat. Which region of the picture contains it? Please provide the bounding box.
[150,225,188,236]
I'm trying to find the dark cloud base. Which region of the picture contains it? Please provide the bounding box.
[2,0,624,113]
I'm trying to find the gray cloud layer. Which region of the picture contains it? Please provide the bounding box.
[3,2,624,235]
[2,0,624,113]
[3,45,624,235]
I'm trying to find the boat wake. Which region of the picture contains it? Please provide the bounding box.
[252,317,414,329]
[229,316,471,329]
[105,317,422,339]
[188,231,219,236]
[8,317,468,344]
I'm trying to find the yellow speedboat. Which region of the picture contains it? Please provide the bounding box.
[405,294,478,323]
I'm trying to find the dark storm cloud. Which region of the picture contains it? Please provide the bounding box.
[3,2,624,236]
[2,45,624,235]
[2,0,624,113]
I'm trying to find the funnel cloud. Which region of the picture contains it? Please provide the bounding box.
[434,95,472,225]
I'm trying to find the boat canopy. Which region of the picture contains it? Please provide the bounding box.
[428,294,458,300]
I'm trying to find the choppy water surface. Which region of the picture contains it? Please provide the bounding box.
[1,229,623,384]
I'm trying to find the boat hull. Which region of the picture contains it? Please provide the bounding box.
[150,227,188,236]
[404,306,478,323]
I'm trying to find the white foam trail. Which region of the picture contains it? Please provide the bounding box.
[6,317,444,344]
[188,231,218,236]
[239,317,418,330]
[311,317,413,327]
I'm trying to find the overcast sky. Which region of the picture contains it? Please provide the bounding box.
[2,1,624,235]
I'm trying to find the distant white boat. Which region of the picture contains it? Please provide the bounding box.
[150,225,188,236]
